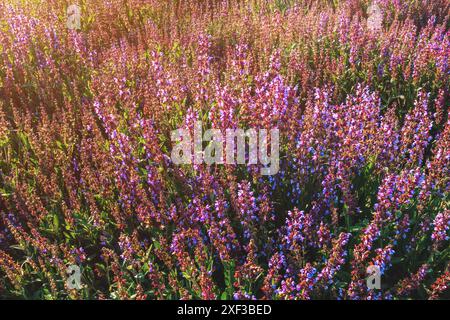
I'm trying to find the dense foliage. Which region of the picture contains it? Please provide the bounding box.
[0,0,449,299]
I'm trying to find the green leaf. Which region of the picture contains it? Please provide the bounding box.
[53,214,60,232]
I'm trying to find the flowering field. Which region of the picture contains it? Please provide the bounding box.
[0,0,449,300]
